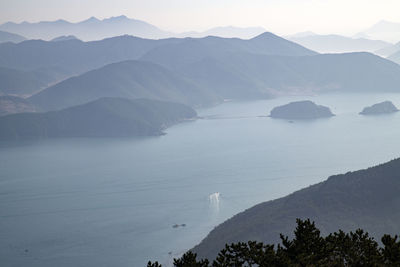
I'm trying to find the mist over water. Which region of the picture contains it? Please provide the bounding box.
[2,93,400,266]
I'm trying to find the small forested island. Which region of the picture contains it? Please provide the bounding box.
[359,101,399,115]
[269,100,334,120]
[0,97,197,140]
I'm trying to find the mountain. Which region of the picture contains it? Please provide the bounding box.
[179,26,266,39]
[142,33,317,69]
[0,32,315,101]
[4,33,400,110]
[375,41,400,58]
[269,100,334,119]
[51,35,79,42]
[388,49,400,65]
[286,31,316,38]
[0,30,26,43]
[0,32,315,75]
[0,97,196,140]
[193,158,400,261]
[0,66,60,96]
[0,35,182,84]
[144,48,400,98]
[139,33,317,98]
[30,49,400,114]
[29,60,219,111]
[0,15,170,41]
[288,34,391,54]
[357,20,400,43]
[0,95,38,116]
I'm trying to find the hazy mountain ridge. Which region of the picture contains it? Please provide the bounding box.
[0,97,196,140]
[3,27,400,113]
[178,26,266,39]
[288,34,391,54]
[141,32,317,69]
[145,49,400,97]
[358,20,400,43]
[0,32,314,93]
[0,15,170,41]
[51,35,79,42]
[0,30,26,43]
[0,36,178,74]
[193,158,400,260]
[28,60,220,111]
[27,49,400,112]
[375,41,400,58]
[388,49,400,65]
[0,66,60,96]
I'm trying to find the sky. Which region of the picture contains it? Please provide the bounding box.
[1,0,400,35]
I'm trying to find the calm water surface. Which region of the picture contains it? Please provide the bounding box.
[1,93,400,266]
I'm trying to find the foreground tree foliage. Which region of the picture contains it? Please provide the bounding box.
[147,219,400,266]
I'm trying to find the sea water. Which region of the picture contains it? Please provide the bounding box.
[1,93,400,266]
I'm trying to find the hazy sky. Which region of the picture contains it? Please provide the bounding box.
[1,0,399,35]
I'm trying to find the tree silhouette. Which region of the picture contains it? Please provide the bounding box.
[147,219,400,266]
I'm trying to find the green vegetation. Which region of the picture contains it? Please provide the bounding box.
[148,219,400,266]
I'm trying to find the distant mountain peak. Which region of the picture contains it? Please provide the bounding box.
[40,19,69,25]
[112,15,128,19]
[51,35,79,42]
[251,32,279,40]
[0,15,169,40]
[288,31,316,38]
[80,16,100,23]
[104,15,130,22]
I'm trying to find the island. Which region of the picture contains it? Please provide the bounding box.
[0,97,197,140]
[359,101,398,115]
[269,100,334,119]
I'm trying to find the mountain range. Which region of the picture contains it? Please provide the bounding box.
[193,158,400,261]
[0,66,61,96]
[144,49,400,98]
[0,16,270,41]
[5,33,399,113]
[0,15,170,41]
[287,34,391,55]
[357,20,400,43]
[1,16,399,45]
[0,32,315,98]
[0,30,26,43]
[178,26,266,39]
[388,49,400,65]
[0,35,182,85]
[375,41,400,58]
[1,23,400,116]
[29,60,219,111]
